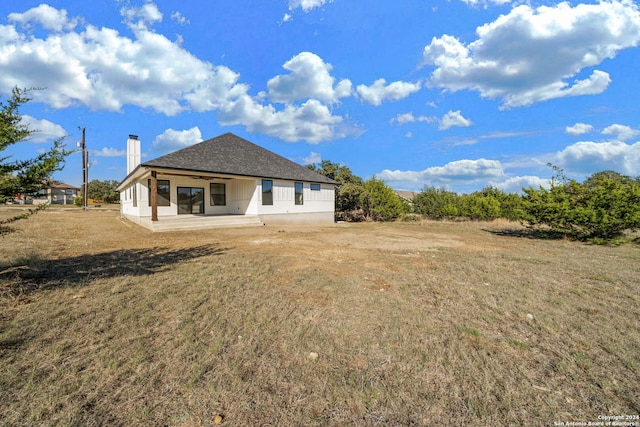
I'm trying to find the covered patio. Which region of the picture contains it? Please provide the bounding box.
[121,212,263,232]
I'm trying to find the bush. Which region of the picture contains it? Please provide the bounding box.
[335,209,365,222]
[360,178,408,221]
[413,187,460,219]
[337,182,364,213]
[522,170,640,241]
[459,193,501,220]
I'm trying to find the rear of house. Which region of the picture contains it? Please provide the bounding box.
[116,133,337,230]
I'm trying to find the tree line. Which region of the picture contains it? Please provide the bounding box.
[76,180,120,205]
[309,160,640,242]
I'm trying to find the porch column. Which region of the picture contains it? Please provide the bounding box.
[150,170,158,221]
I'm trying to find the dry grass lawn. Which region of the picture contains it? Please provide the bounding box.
[0,207,639,426]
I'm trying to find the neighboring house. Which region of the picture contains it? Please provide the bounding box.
[116,133,337,231]
[393,190,417,202]
[393,189,417,208]
[31,181,80,205]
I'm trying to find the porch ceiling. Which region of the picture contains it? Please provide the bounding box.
[117,167,255,191]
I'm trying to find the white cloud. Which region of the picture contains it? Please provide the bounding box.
[439,110,473,130]
[153,127,203,151]
[267,52,352,104]
[218,96,358,144]
[422,1,640,108]
[356,79,422,106]
[556,140,640,175]
[390,110,471,130]
[120,3,163,30]
[566,123,594,136]
[390,112,435,125]
[170,11,189,25]
[20,115,67,143]
[602,124,640,141]
[405,132,413,138]
[0,4,357,144]
[491,176,551,193]
[0,5,245,116]
[303,151,322,165]
[91,147,126,157]
[288,0,332,13]
[460,0,511,7]
[391,113,417,125]
[8,4,79,31]
[282,13,293,23]
[377,158,504,190]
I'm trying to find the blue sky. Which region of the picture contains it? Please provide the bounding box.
[1,0,639,193]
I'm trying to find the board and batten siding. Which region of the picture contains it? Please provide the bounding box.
[121,176,259,217]
[120,176,334,222]
[257,180,335,224]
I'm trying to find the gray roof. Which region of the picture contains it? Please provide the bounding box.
[138,133,337,184]
[393,190,417,201]
[49,181,79,190]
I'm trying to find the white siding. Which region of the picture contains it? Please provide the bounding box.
[120,183,142,216]
[120,174,334,224]
[121,176,260,217]
[230,179,259,215]
[257,180,334,215]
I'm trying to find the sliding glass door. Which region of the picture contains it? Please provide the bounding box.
[177,187,204,214]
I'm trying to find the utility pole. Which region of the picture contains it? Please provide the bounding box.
[79,127,88,211]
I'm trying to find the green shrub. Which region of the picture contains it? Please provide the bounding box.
[413,187,460,219]
[523,169,640,241]
[459,193,501,220]
[360,178,408,221]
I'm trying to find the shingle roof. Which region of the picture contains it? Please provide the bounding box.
[393,190,417,201]
[139,133,337,184]
[49,181,79,190]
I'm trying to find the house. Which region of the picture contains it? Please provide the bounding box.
[31,181,80,205]
[116,133,337,231]
[391,189,418,212]
[393,190,417,204]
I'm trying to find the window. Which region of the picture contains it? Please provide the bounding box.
[295,182,303,205]
[210,183,226,206]
[310,183,321,191]
[132,184,137,207]
[262,179,273,205]
[148,179,170,206]
[177,187,204,214]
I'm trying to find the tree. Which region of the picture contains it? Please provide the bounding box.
[459,191,501,220]
[87,179,120,203]
[413,186,460,219]
[458,186,525,221]
[1,87,70,234]
[308,160,365,214]
[360,177,408,221]
[522,166,640,241]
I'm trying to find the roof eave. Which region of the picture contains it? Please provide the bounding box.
[117,157,338,191]
[115,165,146,192]
[133,164,338,185]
